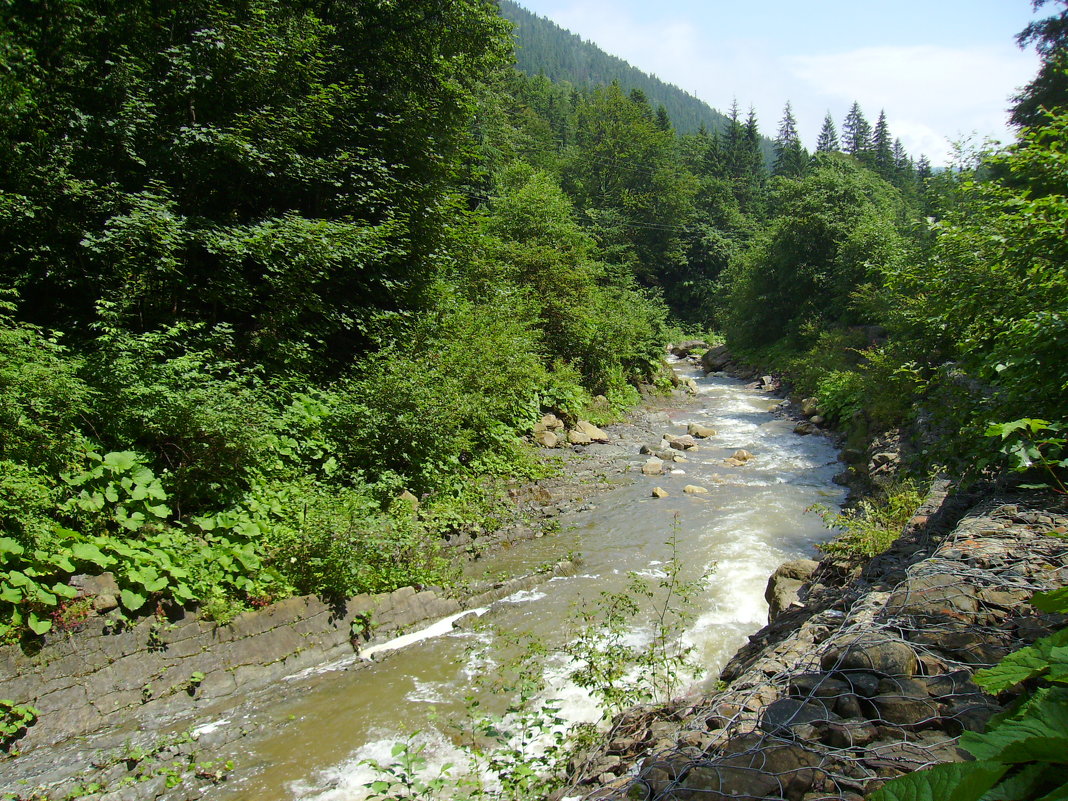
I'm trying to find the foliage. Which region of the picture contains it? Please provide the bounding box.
[0,700,37,752]
[814,481,926,558]
[870,586,1068,801]
[564,526,706,714]
[722,153,910,350]
[986,419,1067,494]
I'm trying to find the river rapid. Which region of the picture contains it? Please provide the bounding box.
[211,360,846,800]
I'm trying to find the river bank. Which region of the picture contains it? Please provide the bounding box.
[0,368,742,800]
[565,482,1068,800]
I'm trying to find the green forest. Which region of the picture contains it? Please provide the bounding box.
[0,0,1065,642]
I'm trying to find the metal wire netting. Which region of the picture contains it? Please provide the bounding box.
[580,497,1068,801]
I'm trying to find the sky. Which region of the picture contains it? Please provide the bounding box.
[512,0,1047,165]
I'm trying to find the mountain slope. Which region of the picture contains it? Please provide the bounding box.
[499,0,729,136]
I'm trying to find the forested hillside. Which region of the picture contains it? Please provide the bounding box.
[500,0,735,138]
[0,0,1065,649]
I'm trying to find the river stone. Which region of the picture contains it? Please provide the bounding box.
[642,458,665,476]
[794,421,817,435]
[668,434,697,451]
[687,423,716,438]
[759,697,839,735]
[683,485,709,495]
[765,559,818,620]
[732,449,754,462]
[71,573,120,612]
[567,429,593,446]
[652,487,670,499]
[575,420,610,443]
[700,344,733,372]
[534,429,558,448]
[821,636,918,677]
[885,574,980,621]
[723,457,745,467]
[801,397,820,417]
[788,672,851,699]
[870,677,940,726]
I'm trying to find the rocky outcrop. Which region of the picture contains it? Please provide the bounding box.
[764,559,819,621]
[575,484,1068,800]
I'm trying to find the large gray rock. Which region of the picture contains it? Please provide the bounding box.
[764,559,819,621]
[700,344,733,373]
[821,635,919,677]
[687,423,716,438]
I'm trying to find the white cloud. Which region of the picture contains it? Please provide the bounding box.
[788,45,1039,163]
[526,3,1040,165]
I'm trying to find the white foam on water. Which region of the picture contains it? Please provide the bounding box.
[359,609,485,660]
[190,718,230,738]
[500,588,548,604]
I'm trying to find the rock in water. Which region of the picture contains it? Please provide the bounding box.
[687,423,716,438]
[642,458,665,476]
[684,484,709,495]
[651,487,670,498]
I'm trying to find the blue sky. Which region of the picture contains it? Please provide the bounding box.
[513,0,1046,164]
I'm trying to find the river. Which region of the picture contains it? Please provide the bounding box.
[209,360,846,800]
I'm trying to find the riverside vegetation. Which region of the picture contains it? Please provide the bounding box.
[1,0,1067,795]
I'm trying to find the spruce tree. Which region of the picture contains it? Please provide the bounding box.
[842,101,872,158]
[816,112,839,153]
[872,110,894,178]
[773,101,807,177]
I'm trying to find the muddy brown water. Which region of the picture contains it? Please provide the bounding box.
[208,362,846,800]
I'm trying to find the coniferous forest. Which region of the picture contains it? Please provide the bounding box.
[0,0,1065,654]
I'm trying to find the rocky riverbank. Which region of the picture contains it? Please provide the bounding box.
[564,480,1068,800]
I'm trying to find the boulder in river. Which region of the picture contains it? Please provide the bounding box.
[642,458,665,476]
[801,397,820,417]
[667,434,698,451]
[794,421,817,435]
[651,487,670,498]
[700,344,733,372]
[684,485,709,495]
[765,559,819,621]
[687,423,716,438]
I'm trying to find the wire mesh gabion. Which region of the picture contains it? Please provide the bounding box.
[573,490,1068,801]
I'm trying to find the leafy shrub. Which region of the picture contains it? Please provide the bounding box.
[0,294,91,471]
[815,481,925,558]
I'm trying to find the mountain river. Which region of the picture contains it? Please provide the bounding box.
[208,360,846,800]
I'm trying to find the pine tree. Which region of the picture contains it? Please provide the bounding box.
[842,101,872,158]
[872,110,894,178]
[916,155,932,183]
[655,104,672,132]
[773,101,807,177]
[815,112,839,153]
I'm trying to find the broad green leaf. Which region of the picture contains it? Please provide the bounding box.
[868,760,1007,801]
[27,612,52,635]
[143,576,168,593]
[1032,587,1068,614]
[102,451,138,471]
[0,537,25,557]
[146,503,171,518]
[52,583,79,599]
[962,688,1068,762]
[70,542,116,568]
[35,587,57,606]
[976,629,1068,692]
[1037,780,1068,801]
[0,583,23,604]
[120,588,147,611]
